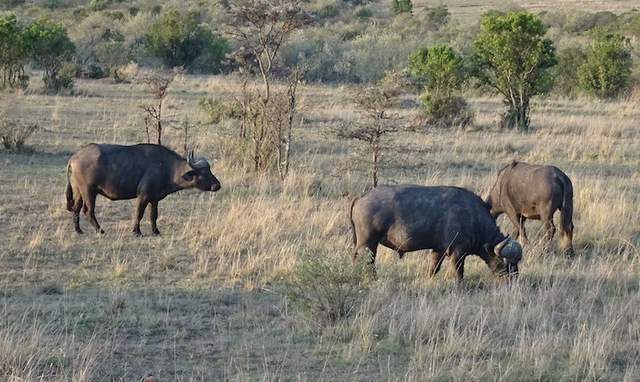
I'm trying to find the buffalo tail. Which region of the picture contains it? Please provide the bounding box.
[349,197,359,246]
[559,174,574,235]
[65,163,74,211]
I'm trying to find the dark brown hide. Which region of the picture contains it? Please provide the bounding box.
[486,161,574,255]
[349,185,522,281]
[66,143,220,235]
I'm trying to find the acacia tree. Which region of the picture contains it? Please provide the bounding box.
[138,70,178,145]
[473,12,556,131]
[337,87,398,188]
[226,0,311,176]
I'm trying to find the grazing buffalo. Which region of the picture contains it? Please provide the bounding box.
[349,185,522,280]
[485,160,574,256]
[65,143,221,235]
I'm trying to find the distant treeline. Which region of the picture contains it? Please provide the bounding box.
[0,0,638,98]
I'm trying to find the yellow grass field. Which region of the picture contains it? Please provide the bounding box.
[1,70,639,380]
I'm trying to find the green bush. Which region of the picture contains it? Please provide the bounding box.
[409,45,464,98]
[409,45,472,128]
[473,11,556,131]
[355,7,373,20]
[0,14,30,89]
[24,17,75,92]
[145,10,229,73]
[283,253,371,327]
[391,0,412,15]
[577,31,633,99]
[553,47,587,97]
[89,0,111,11]
[198,97,242,124]
[420,94,473,128]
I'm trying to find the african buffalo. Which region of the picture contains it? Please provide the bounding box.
[349,185,522,280]
[65,143,221,235]
[485,161,574,256]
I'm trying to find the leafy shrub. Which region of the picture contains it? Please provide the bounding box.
[409,45,472,128]
[0,14,30,89]
[89,0,111,11]
[24,18,75,92]
[283,253,371,327]
[355,7,373,20]
[577,31,633,99]
[198,97,242,124]
[81,64,105,79]
[409,45,464,97]
[145,10,229,73]
[552,47,587,97]
[0,112,38,151]
[53,62,76,90]
[391,0,412,15]
[419,94,473,128]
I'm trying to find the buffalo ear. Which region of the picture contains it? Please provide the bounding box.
[483,243,493,255]
[182,170,197,182]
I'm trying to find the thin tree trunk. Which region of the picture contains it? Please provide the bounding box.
[156,101,162,145]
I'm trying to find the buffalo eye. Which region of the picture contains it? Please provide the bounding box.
[182,170,197,182]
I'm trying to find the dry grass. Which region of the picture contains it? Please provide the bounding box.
[0,70,639,380]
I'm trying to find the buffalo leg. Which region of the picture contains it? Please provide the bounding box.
[453,254,466,281]
[132,198,149,236]
[507,213,528,245]
[361,243,378,278]
[518,216,529,244]
[543,219,556,249]
[429,251,445,278]
[149,201,160,235]
[560,226,574,257]
[72,196,83,234]
[83,190,104,234]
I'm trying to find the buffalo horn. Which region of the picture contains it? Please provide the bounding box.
[494,236,510,257]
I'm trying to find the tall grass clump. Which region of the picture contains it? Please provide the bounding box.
[283,252,371,328]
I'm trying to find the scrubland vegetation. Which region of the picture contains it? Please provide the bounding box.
[1,0,640,380]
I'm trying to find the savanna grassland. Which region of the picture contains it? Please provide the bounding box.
[1,1,640,381]
[1,73,640,380]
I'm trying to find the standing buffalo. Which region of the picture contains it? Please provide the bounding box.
[485,161,574,256]
[65,143,221,235]
[349,185,522,280]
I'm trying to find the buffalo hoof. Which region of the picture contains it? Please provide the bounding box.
[152,228,160,236]
[75,227,83,234]
[97,229,105,235]
[133,230,143,237]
